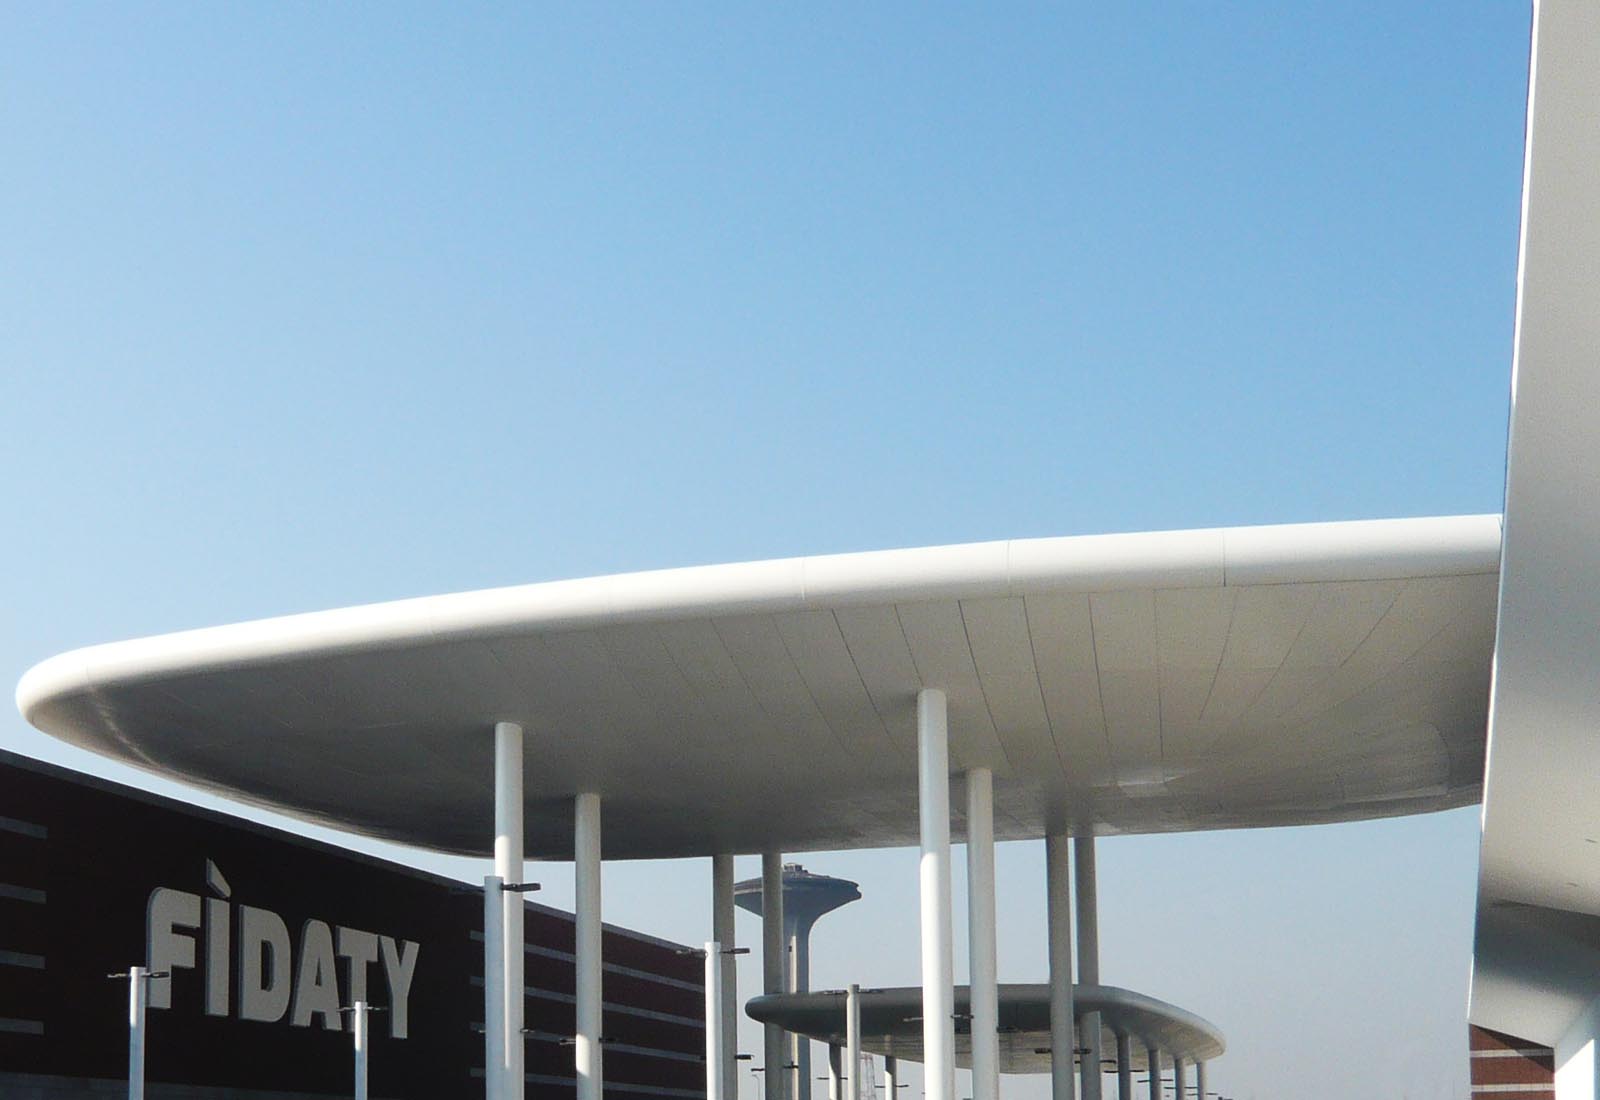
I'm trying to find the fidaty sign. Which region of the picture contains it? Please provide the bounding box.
[145,859,421,1036]
[1,751,480,1097]
[0,749,706,1100]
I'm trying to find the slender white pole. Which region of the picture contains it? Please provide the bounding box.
[827,1045,842,1100]
[965,767,999,1100]
[1144,1045,1160,1100]
[494,721,525,1100]
[713,856,739,1100]
[706,942,725,1100]
[845,985,862,1100]
[1075,836,1101,1100]
[916,688,955,1100]
[1045,833,1076,1100]
[1115,1032,1132,1100]
[484,874,505,1100]
[1173,1056,1188,1100]
[792,930,810,1100]
[762,851,789,1100]
[353,1000,370,1100]
[575,792,604,1100]
[128,966,148,1100]
[1196,1061,1206,1100]
[1073,836,1098,983]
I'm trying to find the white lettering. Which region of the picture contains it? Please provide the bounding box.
[146,864,419,1039]
[379,935,420,1039]
[291,920,342,1030]
[336,926,379,1004]
[145,888,199,1011]
[204,897,230,1017]
[237,905,292,1023]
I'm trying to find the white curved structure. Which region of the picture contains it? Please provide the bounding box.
[745,984,1225,1074]
[1468,5,1600,1098]
[16,515,1499,859]
[14,515,1504,1100]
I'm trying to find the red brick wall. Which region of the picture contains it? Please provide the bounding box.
[1471,1025,1555,1100]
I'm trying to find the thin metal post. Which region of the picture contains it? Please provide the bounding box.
[762,852,788,1100]
[1173,1056,1188,1100]
[353,1000,370,1100]
[484,874,505,1100]
[884,1056,898,1100]
[706,942,725,1100]
[1115,1032,1132,1100]
[1046,833,1076,1100]
[792,930,810,1100]
[1075,836,1101,1100]
[128,966,148,1100]
[576,792,604,1100]
[1196,1061,1206,1100]
[846,985,862,1100]
[494,721,525,1100]
[917,687,955,1100]
[827,1045,842,1100]
[966,767,999,1100]
[1144,1045,1160,1100]
[713,856,739,1100]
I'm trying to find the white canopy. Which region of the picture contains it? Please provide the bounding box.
[16,515,1498,858]
[745,985,1225,1074]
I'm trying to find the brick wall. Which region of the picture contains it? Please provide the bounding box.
[1471,1025,1554,1100]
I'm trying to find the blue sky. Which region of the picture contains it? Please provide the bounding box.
[2,6,1530,1100]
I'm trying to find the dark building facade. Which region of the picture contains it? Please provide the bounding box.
[0,749,704,1100]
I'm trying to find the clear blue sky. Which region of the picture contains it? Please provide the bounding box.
[2,6,1529,1100]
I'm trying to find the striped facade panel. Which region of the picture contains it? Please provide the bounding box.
[0,748,705,1100]
[0,806,49,1040]
[471,901,707,1096]
[1471,1025,1554,1100]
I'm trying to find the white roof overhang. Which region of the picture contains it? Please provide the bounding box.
[16,516,1499,858]
[745,984,1225,1074]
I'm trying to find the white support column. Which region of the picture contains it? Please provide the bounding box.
[1499,0,1600,1087]
[713,856,739,1100]
[827,1045,842,1100]
[575,792,604,1100]
[494,721,525,1100]
[1195,1061,1206,1100]
[353,1000,370,1100]
[1556,995,1600,1100]
[1173,1056,1188,1100]
[917,688,955,1100]
[762,851,789,1100]
[1115,1033,1132,1100]
[846,984,863,1100]
[791,932,809,1100]
[706,942,725,1100]
[484,875,506,1100]
[128,966,149,1100]
[883,1056,898,1100]
[1075,836,1102,1100]
[1046,833,1076,1100]
[1144,1045,1160,1100]
[966,767,999,1100]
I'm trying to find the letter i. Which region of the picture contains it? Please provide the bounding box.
[205,898,230,1017]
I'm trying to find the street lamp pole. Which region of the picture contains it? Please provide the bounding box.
[111,966,169,1100]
